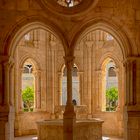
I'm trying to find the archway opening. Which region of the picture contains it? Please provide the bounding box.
[61,64,80,105]
[10,23,65,137]
[21,59,35,112]
[74,28,125,137]
[102,59,118,112]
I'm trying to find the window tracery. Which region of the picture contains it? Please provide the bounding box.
[56,0,82,7]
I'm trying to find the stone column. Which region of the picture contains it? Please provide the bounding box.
[0,55,14,140]
[77,71,83,105]
[50,40,56,118]
[0,55,9,140]
[101,70,106,111]
[115,67,121,111]
[63,56,76,140]
[9,61,15,106]
[124,58,139,140]
[8,60,15,140]
[18,68,24,111]
[0,106,9,140]
[34,70,41,110]
[3,62,10,106]
[85,41,92,116]
[95,70,102,111]
[58,72,63,105]
[124,59,136,106]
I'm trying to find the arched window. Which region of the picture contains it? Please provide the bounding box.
[102,59,118,112]
[21,60,35,112]
[62,64,80,105]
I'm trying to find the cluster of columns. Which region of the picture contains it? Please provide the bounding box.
[0,55,15,140]
[0,52,140,140]
[123,58,140,140]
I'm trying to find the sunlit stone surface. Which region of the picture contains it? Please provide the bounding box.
[37,118,104,140]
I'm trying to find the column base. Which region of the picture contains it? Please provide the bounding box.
[0,105,9,140]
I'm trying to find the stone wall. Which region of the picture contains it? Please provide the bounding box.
[0,0,140,140]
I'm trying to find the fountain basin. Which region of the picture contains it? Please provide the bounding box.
[37,118,104,140]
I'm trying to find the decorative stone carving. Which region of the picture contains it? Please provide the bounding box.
[56,0,82,7]
[36,0,99,16]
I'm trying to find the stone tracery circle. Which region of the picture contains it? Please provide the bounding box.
[37,0,99,16]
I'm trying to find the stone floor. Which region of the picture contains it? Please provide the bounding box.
[15,135,124,140]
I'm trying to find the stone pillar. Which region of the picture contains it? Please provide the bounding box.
[96,70,102,111]
[18,68,24,111]
[8,60,15,140]
[77,71,83,105]
[101,70,106,111]
[58,72,63,105]
[34,70,41,110]
[124,59,136,106]
[124,58,140,140]
[85,41,92,116]
[63,56,76,140]
[0,55,14,140]
[9,62,15,106]
[50,40,56,118]
[0,106,9,140]
[115,67,121,111]
[0,55,9,140]
[3,62,10,105]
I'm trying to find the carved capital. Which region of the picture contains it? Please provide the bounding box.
[49,40,56,51]
[85,41,94,46]
[85,41,94,50]
[64,56,75,69]
[1,56,15,69]
[58,71,63,77]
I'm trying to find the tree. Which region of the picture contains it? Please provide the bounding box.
[22,86,34,112]
[106,87,118,111]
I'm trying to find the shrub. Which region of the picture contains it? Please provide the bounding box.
[106,87,118,111]
[22,86,34,112]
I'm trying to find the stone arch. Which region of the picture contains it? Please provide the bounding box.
[98,54,124,112]
[97,53,122,71]
[72,19,132,58]
[100,57,119,111]
[19,55,41,71]
[2,19,67,56]
[18,56,42,111]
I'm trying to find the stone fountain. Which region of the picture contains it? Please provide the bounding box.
[37,105,104,140]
